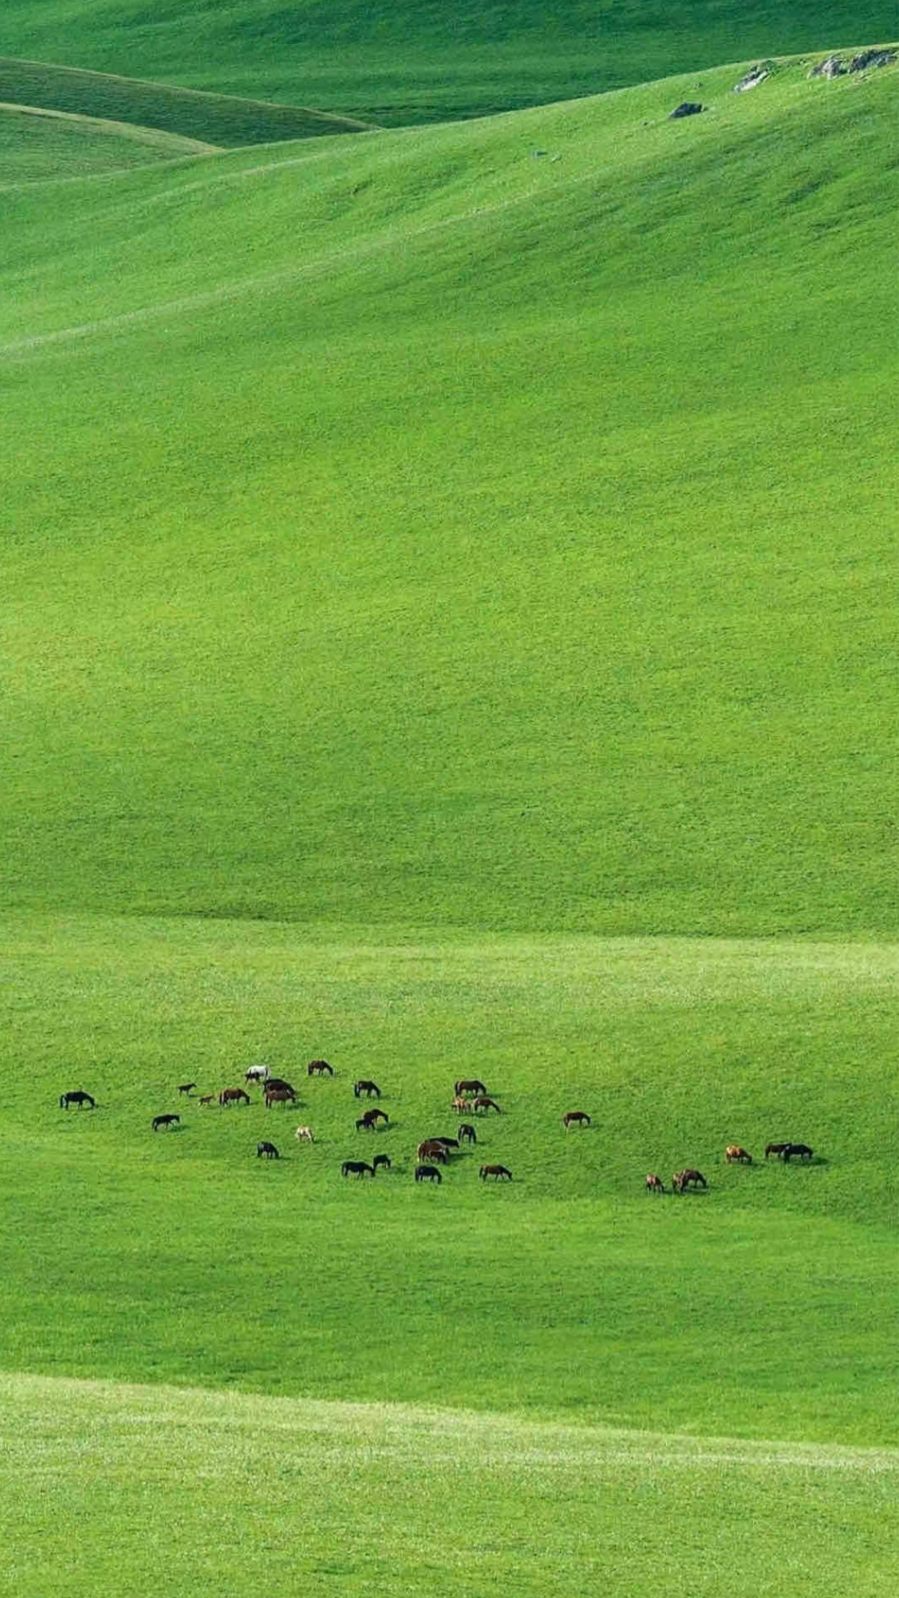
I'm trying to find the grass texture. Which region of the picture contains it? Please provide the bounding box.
[2,56,897,937]
[0,103,218,184]
[3,1373,897,1598]
[0,57,375,145]
[0,2,897,120]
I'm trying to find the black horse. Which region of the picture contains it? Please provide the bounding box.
[458,1123,477,1144]
[354,1080,381,1098]
[257,1142,280,1159]
[341,1160,375,1178]
[372,1154,392,1172]
[415,1165,442,1183]
[60,1091,95,1110]
[782,1143,814,1162]
[152,1113,180,1131]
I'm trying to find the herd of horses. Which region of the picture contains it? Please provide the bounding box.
[58,1070,815,1193]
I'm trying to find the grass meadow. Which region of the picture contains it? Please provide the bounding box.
[1,28,897,1597]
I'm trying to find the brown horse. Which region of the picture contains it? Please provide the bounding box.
[434,1136,459,1150]
[765,1143,790,1160]
[358,1107,388,1128]
[59,1091,95,1110]
[341,1160,375,1178]
[265,1087,297,1108]
[673,1169,707,1192]
[414,1165,441,1183]
[264,1078,296,1096]
[645,1173,665,1194]
[152,1113,180,1131]
[354,1080,381,1098]
[219,1088,250,1107]
[308,1060,334,1076]
[177,1083,196,1096]
[480,1165,512,1181]
[458,1123,477,1143]
[198,1094,215,1106]
[417,1141,449,1163]
[563,1111,591,1130]
[455,1079,487,1097]
[725,1145,753,1164]
[472,1096,501,1114]
[452,1096,472,1112]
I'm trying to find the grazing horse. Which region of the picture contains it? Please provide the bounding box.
[265,1087,296,1108]
[59,1091,95,1110]
[294,1126,315,1144]
[354,1080,381,1099]
[417,1141,449,1163]
[415,1165,442,1183]
[198,1094,215,1106]
[257,1141,280,1159]
[152,1113,180,1131]
[434,1136,459,1150]
[765,1143,790,1160]
[480,1164,512,1181]
[358,1107,388,1128]
[372,1154,392,1172]
[341,1160,375,1178]
[472,1096,501,1114]
[645,1173,665,1194]
[782,1143,813,1162]
[308,1060,334,1077]
[458,1123,477,1144]
[455,1079,487,1098]
[264,1078,296,1096]
[178,1083,196,1096]
[452,1096,472,1112]
[219,1087,250,1107]
[725,1145,753,1164]
[245,1065,270,1085]
[673,1169,707,1192]
[563,1111,591,1130]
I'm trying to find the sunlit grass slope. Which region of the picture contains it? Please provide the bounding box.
[3,1374,897,1598]
[0,103,217,184]
[0,57,375,145]
[1,1,898,121]
[0,916,896,1445]
[3,57,896,936]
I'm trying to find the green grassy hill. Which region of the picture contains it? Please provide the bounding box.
[1,43,897,1597]
[1,2,897,120]
[0,103,219,184]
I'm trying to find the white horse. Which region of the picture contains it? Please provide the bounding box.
[294,1125,314,1144]
[245,1064,270,1085]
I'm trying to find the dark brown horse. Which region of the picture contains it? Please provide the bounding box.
[264,1078,296,1096]
[765,1143,790,1160]
[152,1113,180,1131]
[308,1060,334,1076]
[673,1169,707,1192]
[341,1160,375,1178]
[415,1165,442,1183]
[257,1141,280,1159]
[480,1165,512,1181]
[265,1087,297,1108]
[782,1143,813,1161]
[455,1079,487,1097]
[433,1136,459,1150]
[725,1145,753,1164]
[219,1087,250,1107]
[458,1123,477,1143]
[563,1111,591,1130]
[358,1107,388,1128]
[472,1096,501,1114]
[645,1173,665,1194]
[177,1083,196,1096]
[354,1080,381,1098]
[417,1140,449,1163]
[59,1091,95,1110]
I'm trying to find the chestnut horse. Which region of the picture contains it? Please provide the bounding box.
[308,1060,334,1076]
[417,1141,449,1163]
[725,1145,753,1164]
[265,1087,296,1108]
[452,1096,472,1112]
[480,1165,512,1181]
[219,1088,250,1107]
[673,1169,707,1192]
[563,1111,591,1130]
[645,1174,665,1194]
[472,1096,501,1114]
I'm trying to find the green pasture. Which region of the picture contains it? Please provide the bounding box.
[3,1374,897,1598]
[0,103,218,184]
[1,1,897,120]
[2,57,897,936]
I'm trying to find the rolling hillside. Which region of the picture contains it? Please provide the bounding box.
[0,1,897,120]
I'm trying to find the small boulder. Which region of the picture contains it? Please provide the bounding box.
[809,55,846,79]
[669,102,704,119]
[849,47,896,72]
[734,65,769,92]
